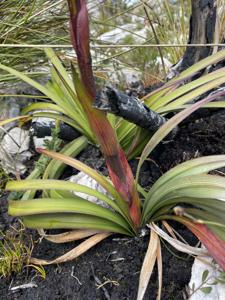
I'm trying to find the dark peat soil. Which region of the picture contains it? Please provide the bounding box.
[0,109,225,300]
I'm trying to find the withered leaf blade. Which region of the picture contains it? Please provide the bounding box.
[30,232,111,265]
[137,228,159,300]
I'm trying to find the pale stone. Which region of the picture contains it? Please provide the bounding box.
[1,127,30,154]
[33,136,53,149]
[0,127,31,175]
[69,172,111,209]
[188,255,225,300]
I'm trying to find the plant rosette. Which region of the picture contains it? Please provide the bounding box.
[4,1,225,299]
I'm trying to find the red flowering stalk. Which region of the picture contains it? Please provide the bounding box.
[67,0,141,227]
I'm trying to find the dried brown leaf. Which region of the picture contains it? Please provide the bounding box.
[30,232,111,265]
[137,229,159,300]
[156,241,162,300]
[38,229,99,243]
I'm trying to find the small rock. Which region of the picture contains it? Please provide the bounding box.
[188,254,225,299]
[69,172,111,209]
[110,68,142,89]
[33,136,53,149]
[0,127,31,175]
[1,127,30,154]
[98,24,147,44]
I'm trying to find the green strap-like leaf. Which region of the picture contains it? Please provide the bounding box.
[174,49,225,82]
[43,136,88,180]
[136,91,225,182]
[31,111,91,138]
[22,102,66,114]
[145,49,225,107]
[6,179,121,214]
[21,137,87,201]
[22,213,131,235]
[159,76,225,112]
[8,197,132,234]
[153,68,225,111]
[143,174,225,222]
[146,155,225,202]
[0,115,30,127]
[0,62,57,100]
[36,149,131,223]
[44,48,74,92]
[152,174,225,204]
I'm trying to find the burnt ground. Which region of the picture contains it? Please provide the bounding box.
[0,109,225,300]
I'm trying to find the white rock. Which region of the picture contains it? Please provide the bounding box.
[16,151,33,163]
[69,172,111,208]
[110,67,142,87]
[1,127,30,154]
[155,56,172,72]
[0,127,31,175]
[32,116,54,127]
[33,136,53,149]
[98,24,147,44]
[0,149,27,175]
[188,255,225,299]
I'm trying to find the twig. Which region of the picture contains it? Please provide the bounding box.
[106,250,117,261]
[0,43,225,48]
[91,265,111,300]
[96,277,119,289]
[10,282,38,291]
[141,1,167,76]
[110,258,125,262]
[71,266,82,285]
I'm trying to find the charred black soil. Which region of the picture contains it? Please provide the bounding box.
[0,109,225,300]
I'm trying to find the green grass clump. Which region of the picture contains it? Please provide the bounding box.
[0,225,33,278]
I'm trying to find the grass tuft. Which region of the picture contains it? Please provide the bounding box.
[0,224,33,278]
